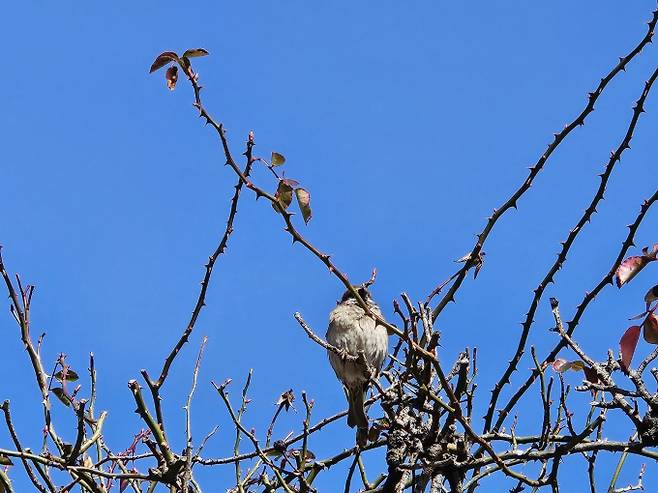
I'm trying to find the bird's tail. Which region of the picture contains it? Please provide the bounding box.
[347,385,368,429]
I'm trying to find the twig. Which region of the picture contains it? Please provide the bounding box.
[182,336,208,493]
[1,400,50,492]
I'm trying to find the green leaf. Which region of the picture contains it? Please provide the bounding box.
[149,51,180,73]
[271,152,286,167]
[182,48,209,58]
[51,387,72,407]
[272,180,294,211]
[54,369,79,382]
[295,188,312,224]
[0,455,13,466]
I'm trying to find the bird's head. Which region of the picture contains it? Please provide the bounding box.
[339,285,374,305]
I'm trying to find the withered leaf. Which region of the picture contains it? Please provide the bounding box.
[295,188,312,224]
[551,359,570,373]
[183,48,209,58]
[272,180,294,211]
[51,387,72,407]
[54,369,79,382]
[276,389,295,411]
[149,51,180,73]
[551,359,584,373]
[271,152,286,167]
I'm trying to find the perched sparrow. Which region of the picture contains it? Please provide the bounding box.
[326,286,388,433]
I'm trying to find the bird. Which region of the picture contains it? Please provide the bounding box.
[326,285,388,439]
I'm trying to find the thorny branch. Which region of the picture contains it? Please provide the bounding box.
[430,5,658,323]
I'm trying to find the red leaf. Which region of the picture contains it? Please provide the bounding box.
[616,245,658,287]
[149,51,179,73]
[619,325,641,373]
[120,478,129,492]
[643,313,658,344]
[166,65,178,91]
[616,256,649,287]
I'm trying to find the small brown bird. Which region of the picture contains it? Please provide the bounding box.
[326,286,388,434]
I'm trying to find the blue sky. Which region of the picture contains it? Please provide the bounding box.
[2,2,658,491]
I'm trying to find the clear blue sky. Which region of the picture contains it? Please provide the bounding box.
[2,2,658,491]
